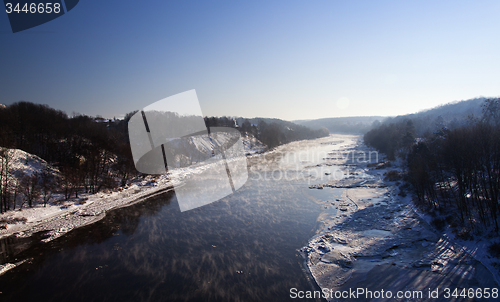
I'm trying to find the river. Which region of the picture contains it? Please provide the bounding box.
[0,135,356,301]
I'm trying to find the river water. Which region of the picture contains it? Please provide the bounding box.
[0,135,355,302]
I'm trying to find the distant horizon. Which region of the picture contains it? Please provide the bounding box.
[1,94,495,122]
[2,94,498,122]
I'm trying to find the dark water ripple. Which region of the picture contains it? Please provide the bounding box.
[0,137,344,302]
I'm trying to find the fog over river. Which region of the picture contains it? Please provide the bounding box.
[0,135,355,301]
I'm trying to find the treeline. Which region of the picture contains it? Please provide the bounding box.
[294,116,384,134]
[0,102,327,212]
[364,98,500,233]
[364,119,416,160]
[0,102,136,212]
[206,116,330,149]
[382,97,486,137]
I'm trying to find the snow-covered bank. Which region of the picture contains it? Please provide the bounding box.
[0,133,265,235]
[301,137,499,301]
[0,174,176,275]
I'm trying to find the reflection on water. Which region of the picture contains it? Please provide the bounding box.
[0,136,347,302]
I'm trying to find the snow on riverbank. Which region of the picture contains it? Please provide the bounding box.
[1,133,264,233]
[0,172,175,275]
[0,174,175,239]
[301,137,500,301]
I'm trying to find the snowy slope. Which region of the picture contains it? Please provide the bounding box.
[4,149,59,179]
[241,134,266,154]
[166,131,265,158]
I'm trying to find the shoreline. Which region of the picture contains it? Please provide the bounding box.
[0,176,176,276]
[0,178,175,242]
[301,138,500,301]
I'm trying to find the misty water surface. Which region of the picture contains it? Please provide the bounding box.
[0,136,350,302]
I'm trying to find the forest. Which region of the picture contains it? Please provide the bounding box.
[364,98,500,236]
[294,116,384,134]
[207,116,329,149]
[0,102,328,213]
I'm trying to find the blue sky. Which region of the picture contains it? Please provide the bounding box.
[1,0,499,120]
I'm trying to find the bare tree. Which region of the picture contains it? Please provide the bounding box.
[10,176,20,210]
[61,165,80,200]
[20,174,40,208]
[482,98,500,126]
[40,169,56,207]
[0,148,12,213]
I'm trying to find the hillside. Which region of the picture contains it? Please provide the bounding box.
[5,149,59,179]
[293,97,491,136]
[381,97,487,136]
